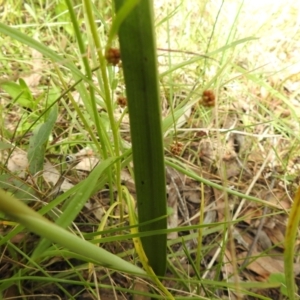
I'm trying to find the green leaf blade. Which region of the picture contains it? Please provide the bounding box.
[0,188,146,276]
[114,0,167,276]
[28,104,58,175]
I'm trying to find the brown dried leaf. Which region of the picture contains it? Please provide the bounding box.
[43,161,74,192]
[242,207,261,225]
[167,181,178,239]
[238,251,284,279]
[132,282,151,300]
[7,151,28,178]
[23,48,43,87]
[264,227,285,248]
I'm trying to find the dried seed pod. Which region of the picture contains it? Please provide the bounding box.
[105,48,121,66]
[170,141,183,156]
[116,96,127,108]
[196,130,208,138]
[201,90,215,107]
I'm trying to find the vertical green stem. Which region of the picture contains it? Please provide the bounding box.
[83,0,123,215]
[65,0,109,158]
[114,0,167,276]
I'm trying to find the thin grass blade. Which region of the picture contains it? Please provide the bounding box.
[284,187,300,300]
[0,188,146,276]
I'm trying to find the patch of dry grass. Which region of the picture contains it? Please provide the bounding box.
[154,0,300,298]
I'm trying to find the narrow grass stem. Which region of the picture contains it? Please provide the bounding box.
[65,0,116,206]
[65,0,109,158]
[83,0,123,217]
